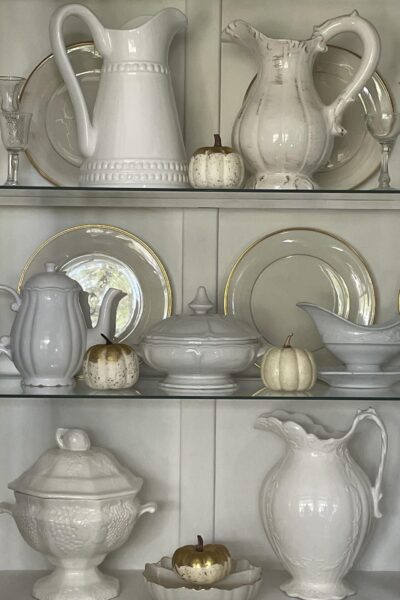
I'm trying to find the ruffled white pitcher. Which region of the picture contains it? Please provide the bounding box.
[224,11,380,189]
[255,408,387,600]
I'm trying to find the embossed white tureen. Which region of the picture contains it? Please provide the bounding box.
[0,428,156,600]
[139,286,262,391]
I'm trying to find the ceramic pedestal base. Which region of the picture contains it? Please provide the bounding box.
[159,374,238,392]
[281,577,355,600]
[246,172,316,190]
[33,567,119,600]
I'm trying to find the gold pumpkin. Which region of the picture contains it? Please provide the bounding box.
[172,535,231,585]
[260,333,317,392]
[83,334,139,390]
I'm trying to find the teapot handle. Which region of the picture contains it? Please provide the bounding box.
[346,407,387,519]
[314,10,381,136]
[0,285,21,360]
[49,4,111,157]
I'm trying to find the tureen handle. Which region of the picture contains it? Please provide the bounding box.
[0,502,14,516]
[56,428,91,451]
[138,502,157,517]
[345,407,387,519]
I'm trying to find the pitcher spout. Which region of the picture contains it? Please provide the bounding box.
[86,288,126,349]
[144,8,187,53]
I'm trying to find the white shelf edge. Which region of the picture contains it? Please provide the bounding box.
[1,188,400,209]
[2,569,399,600]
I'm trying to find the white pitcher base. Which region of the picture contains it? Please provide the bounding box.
[246,172,316,190]
[281,578,356,600]
[80,158,189,188]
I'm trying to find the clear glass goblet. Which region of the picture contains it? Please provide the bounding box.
[366,111,400,190]
[0,76,25,112]
[0,111,32,186]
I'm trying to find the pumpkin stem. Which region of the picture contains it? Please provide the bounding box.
[101,333,113,345]
[283,333,294,348]
[214,133,222,147]
[196,535,204,552]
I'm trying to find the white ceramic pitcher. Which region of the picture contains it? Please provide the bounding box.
[50,5,189,188]
[255,408,387,600]
[224,11,381,189]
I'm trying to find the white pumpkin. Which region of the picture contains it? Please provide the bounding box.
[260,334,316,392]
[83,335,139,390]
[189,134,245,189]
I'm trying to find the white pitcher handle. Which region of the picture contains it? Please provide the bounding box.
[49,4,110,157]
[348,407,387,519]
[314,10,381,136]
[0,285,21,360]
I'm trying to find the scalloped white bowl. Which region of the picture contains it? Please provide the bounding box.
[144,557,262,600]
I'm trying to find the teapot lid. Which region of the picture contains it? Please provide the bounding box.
[144,286,259,343]
[9,428,143,500]
[23,263,82,291]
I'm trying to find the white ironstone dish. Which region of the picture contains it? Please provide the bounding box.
[298,303,400,372]
[318,370,400,389]
[144,556,262,600]
[139,286,263,391]
[0,428,156,600]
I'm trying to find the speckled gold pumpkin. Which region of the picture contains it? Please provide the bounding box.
[83,335,139,390]
[172,535,231,585]
[189,134,244,189]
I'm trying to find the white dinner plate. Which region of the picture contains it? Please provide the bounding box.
[319,370,400,389]
[18,224,172,345]
[243,45,393,190]
[20,42,101,186]
[224,228,375,365]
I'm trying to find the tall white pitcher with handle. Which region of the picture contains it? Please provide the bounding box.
[224,11,381,189]
[50,5,188,188]
[255,407,387,600]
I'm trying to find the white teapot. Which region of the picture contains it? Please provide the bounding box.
[0,263,125,386]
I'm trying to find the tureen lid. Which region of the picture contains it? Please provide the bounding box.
[24,262,81,291]
[9,428,143,500]
[143,286,259,343]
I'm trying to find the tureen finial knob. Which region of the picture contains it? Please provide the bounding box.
[56,428,91,451]
[188,286,214,315]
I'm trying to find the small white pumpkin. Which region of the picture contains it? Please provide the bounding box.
[261,334,316,392]
[83,334,139,390]
[189,134,245,189]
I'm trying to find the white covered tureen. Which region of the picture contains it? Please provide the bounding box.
[139,286,262,391]
[0,427,156,600]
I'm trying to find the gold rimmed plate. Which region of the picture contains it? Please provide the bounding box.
[18,224,172,345]
[20,42,101,186]
[224,228,375,367]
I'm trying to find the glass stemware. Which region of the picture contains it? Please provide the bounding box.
[366,111,400,190]
[0,76,25,112]
[0,111,32,186]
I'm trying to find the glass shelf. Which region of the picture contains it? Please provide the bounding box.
[0,186,400,210]
[0,376,400,400]
[2,569,399,600]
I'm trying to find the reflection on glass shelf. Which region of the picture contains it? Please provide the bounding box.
[0,376,400,400]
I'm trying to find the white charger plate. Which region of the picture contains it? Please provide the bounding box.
[18,224,172,345]
[224,228,375,365]
[319,370,400,389]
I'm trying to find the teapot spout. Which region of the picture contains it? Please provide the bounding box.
[86,288,126,349]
